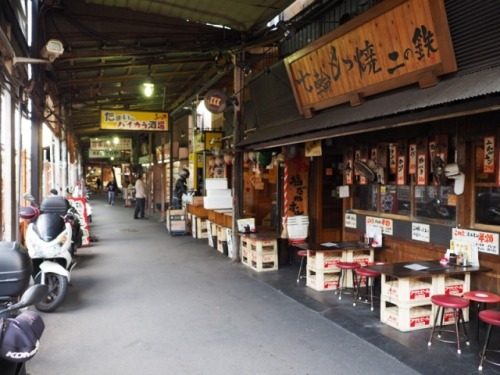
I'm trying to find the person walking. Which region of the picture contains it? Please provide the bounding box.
[96,178,102,193]
[134,174,147,219]
[106,179,118,205]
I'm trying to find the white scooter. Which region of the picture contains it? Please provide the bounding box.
[20,194,77,312]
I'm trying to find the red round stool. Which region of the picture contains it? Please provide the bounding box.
[428,294,470,354]
[296,250,308,284]
[478,309,500,371]
[335,262,360,302]
[354,267,381,311]
[463,291,500,342]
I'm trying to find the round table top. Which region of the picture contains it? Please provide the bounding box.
[463,290,500,303]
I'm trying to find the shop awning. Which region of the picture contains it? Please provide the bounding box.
[238,66,500,149]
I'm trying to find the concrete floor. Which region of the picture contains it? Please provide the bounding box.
[27,195,500,375]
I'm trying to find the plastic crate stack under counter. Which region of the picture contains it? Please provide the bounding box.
[240,234,278,272]
[380,273,469,332]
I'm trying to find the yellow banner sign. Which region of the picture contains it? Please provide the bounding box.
[100,110,169,131]
[285,0,456,117]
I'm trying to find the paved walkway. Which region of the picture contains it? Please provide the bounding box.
[28,195,420,375]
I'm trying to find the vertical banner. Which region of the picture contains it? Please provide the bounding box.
[285,155,309,216]
[484,136,495,174]
[417,137,428,186]
[378,143,388,168]
[344,147,354,185]
[388,144,397,174]
[67,197,91,247]
[497,147,500,186]
[409,143,417,174]
[436,134,448,164]
[428,139,437,161]
[360,148,369,185]
[370,147,378,163]
[355,148,363,184]
[397,141,407,185]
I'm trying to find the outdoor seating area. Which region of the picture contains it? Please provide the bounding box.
[241,256,500,374]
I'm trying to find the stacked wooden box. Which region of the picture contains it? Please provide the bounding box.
[240,234,278,272]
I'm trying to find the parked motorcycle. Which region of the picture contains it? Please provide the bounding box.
[20,194,80,312]
[0,242,48,375]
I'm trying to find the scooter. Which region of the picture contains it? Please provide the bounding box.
[0,241,48,375]
[20,194,79,312]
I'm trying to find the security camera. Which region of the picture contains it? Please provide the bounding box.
[40,39,64,62]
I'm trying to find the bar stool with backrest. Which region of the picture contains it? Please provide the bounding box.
[428,294,470,354]
[478,309,500,371]
[335,261,360,303]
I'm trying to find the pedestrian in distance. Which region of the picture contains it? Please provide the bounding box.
[106,179,118,205]
[172,168,190,209]
[96,177,101,193]
[134,174,147,219]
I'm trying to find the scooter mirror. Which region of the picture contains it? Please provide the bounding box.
[1,285,49,313]
[23,193,35,202]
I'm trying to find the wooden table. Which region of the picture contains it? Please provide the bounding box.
[298,241,376,291]
[364,260,488,332]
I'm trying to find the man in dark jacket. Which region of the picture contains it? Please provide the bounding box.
[172,169,189,209]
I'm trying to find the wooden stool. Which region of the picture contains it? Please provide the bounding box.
[296,250,308,284]
[478,309,500,371]
[335,261,360,302]
[463,291,500,342]
[354,267,381,311]
[428,294,470,354]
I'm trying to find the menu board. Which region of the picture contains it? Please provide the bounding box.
[452,228,499,255]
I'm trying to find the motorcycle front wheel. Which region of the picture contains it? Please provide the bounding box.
[34,273,68,312]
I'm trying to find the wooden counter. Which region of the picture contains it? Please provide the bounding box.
[186,204,208,218]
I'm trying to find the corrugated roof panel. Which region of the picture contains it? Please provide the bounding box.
[240,66,500,148]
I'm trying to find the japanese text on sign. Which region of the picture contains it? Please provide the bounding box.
[100,110,169,131]
[287,173,306,215]
[452,228,499,255]
[412,223,430,242]
[345,213,357,228]
[366,216,393,235]
[286,0,456,115]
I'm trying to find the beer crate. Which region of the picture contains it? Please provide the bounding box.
[191,216,208,239]
[306,267,340,291]
[381,302,433,332]
[247,250,278,272]
[307,250,343,271]
[381,277,433,304]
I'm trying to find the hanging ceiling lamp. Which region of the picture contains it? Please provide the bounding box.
[143,66,154,97]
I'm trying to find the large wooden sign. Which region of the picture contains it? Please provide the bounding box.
[285,0,456,117]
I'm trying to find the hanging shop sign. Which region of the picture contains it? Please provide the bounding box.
[484,136,495,174]
[100,110,169,131]
[284,0,456,117]
[204,89,228,114]
[88,149,122,159]
[90,138,132,151]
[305,140,322,157]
